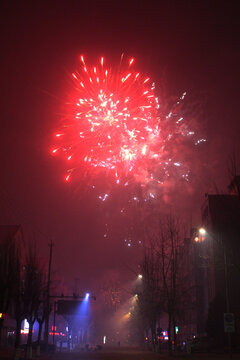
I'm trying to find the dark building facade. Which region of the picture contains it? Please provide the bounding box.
[199,176,240,343]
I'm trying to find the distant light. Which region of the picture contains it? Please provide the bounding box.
[199,228,206,235]
[23,319,29,331]
[138,274,143,279]
[22,319,29,334]
[103,335,106,344]
[194,236,199,242]
[85,293,90,300]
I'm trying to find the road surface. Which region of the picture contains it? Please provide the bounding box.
[41,348,240,360]
[1,347,240,360]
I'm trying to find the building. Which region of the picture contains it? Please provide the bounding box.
[198,176,240,344]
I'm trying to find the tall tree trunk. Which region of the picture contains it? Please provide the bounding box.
[145,329,150,351]
[168,312,172,355]
[26,321,33,359]
[141,328,145,350]
[13,318,22,360]
[36,320,43,357]
[151,326,156,352]
[157,320,161,353]
[0,318,4,345]
[173,314,177,354]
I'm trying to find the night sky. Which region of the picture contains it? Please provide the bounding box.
[0,0,240,293]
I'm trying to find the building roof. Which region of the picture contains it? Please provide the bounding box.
[0,225,22,244]
[206,194,240,242]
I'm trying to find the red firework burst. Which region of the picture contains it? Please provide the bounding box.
[52,55,161,183]
[52,55,205,191]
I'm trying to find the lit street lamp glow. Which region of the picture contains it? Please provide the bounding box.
[199,228,206,236]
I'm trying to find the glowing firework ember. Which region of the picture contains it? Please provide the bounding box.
[52,55,205,191]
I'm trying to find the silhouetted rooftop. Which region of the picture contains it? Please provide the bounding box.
[205,194,240,243]
[0,225,21,243]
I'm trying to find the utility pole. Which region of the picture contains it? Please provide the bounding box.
[44,239,54,353]
[53,301,57,345]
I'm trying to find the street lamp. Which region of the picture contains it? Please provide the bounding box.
[138,274,143,279]
[194,227,206,242]
[194,235,199,242]
[199,228,206,236]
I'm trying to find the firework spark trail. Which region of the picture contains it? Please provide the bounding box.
[52,55,205,198]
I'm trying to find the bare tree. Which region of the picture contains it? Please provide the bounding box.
[227,151,238,180]
[11,242,46,360]
[23,244,44,359]
[35,280,48,358]
[158,215,184,354]
[157,215,197,354]
[101,279,122,314]
[133,214,195,354]
[134,242,163,351]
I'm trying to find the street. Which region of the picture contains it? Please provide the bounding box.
[39,349,240,360]
[45,349,163,360]
[2,347,240,360]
